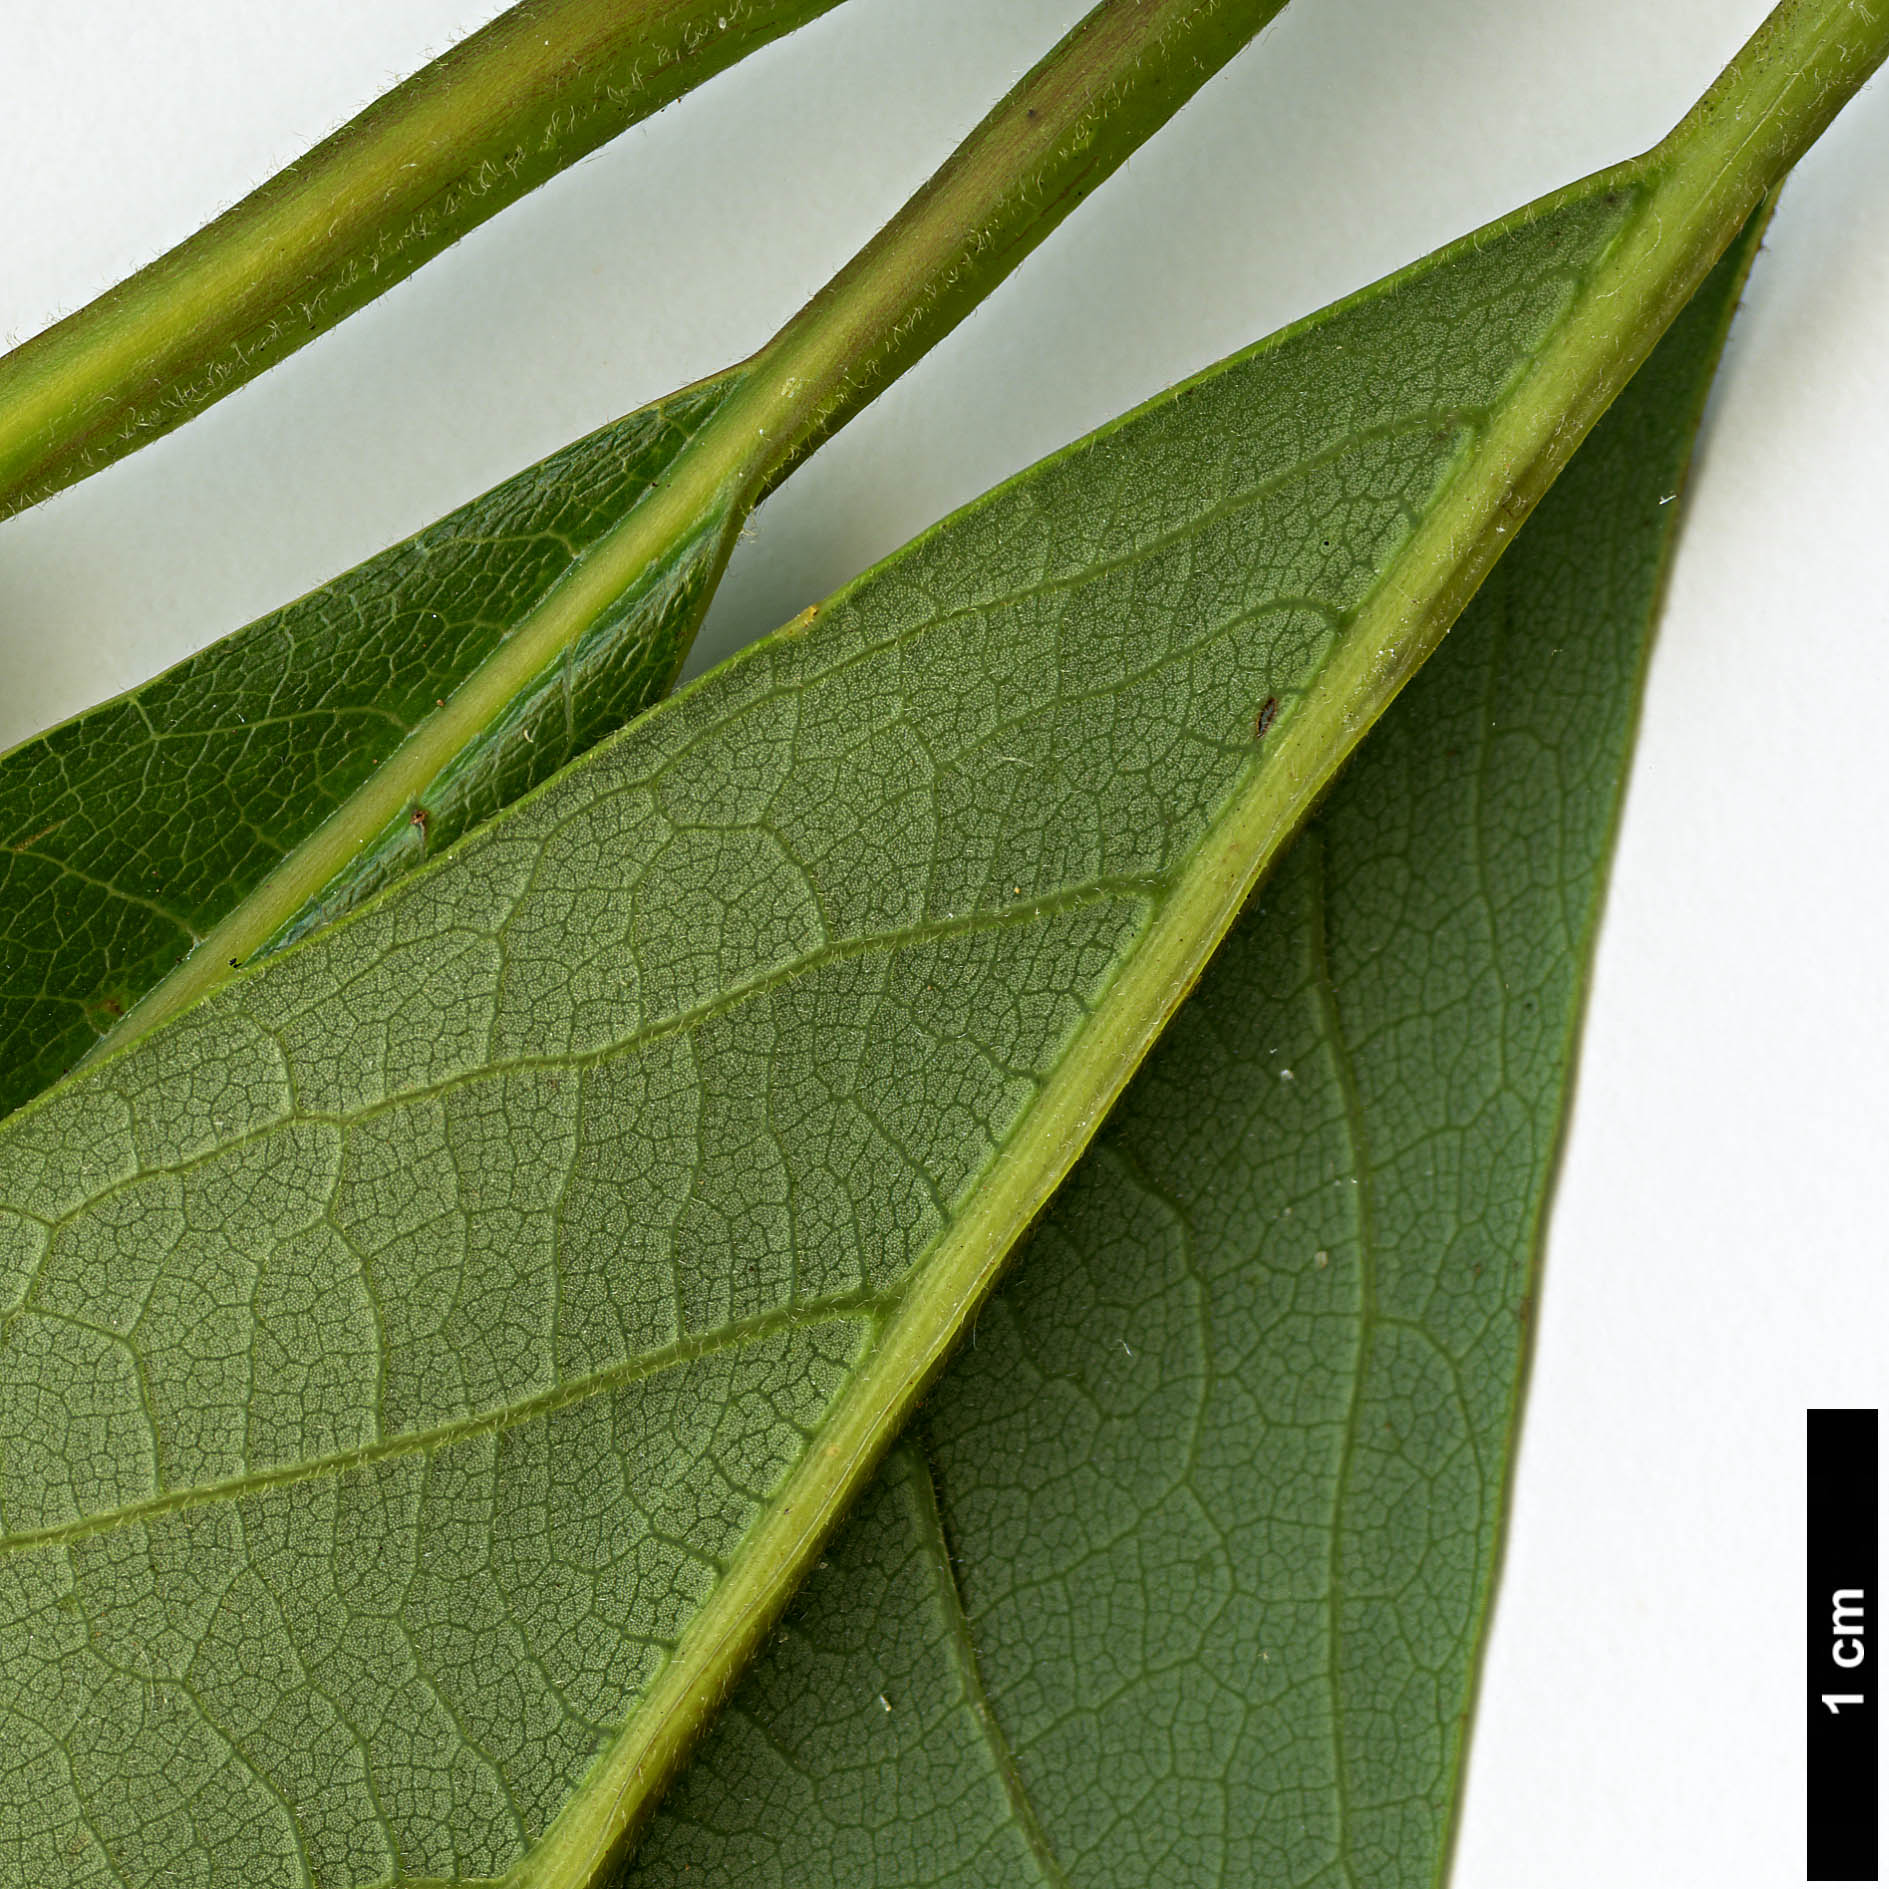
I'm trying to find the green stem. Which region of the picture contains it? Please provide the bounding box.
[504,2,1888,1880]
[1341,0,1889,737]
[750,0,1296,482]
[0,0,844,519]
[96,0,1293,1064]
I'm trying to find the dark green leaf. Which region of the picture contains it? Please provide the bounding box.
[0,177,1634,1888]
[0,370,745,1116]
[629,214,1763,1887]
[0,6,1875,1873]
[0,0,1290,1116]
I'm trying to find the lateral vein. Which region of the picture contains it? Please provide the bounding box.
[0,1291,882,1559]
[907,1438,1074,1889]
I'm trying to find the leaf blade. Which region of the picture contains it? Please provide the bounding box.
[628,206,1768,1887]
[0,176,1625,1889]
[0,368,747,1116]
[0,10,1877,1880]
[7,0,1291,1113]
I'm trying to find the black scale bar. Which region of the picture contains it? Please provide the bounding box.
[1809,1408,1877,1882]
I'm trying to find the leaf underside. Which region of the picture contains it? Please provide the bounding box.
[0,176,1705,1887]
[0,371,744,1117]
[627,219,1759,1886]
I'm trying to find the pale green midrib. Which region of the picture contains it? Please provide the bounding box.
[1306,832,1373,1889]
[82,0,1284,1078]
[908,1438,1074,1889]
[0,1288,883,1561]
[0,380,719,773]
[2,386,734,1085]
[11,15,1867,1883]
[26,0,1858,1064]
[512,13,1889,1869]
[647,478,1439,778]
[92,482,746,1057]
[27,875,1163,1226]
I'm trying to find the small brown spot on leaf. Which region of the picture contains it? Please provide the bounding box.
[1253,696,1279,741]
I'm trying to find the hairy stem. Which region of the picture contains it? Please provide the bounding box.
[95,0,1292,1062]
[0,0,845,518]
[512,1,1889,1878]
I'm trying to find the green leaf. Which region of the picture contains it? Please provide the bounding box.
[627,207,1766,1889]
[0,369,746,1118]
[0,0,1289,1116]
[0,9,1876,1882]
[0,0,844,520]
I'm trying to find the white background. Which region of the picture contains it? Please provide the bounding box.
[2,3,1885,1882]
